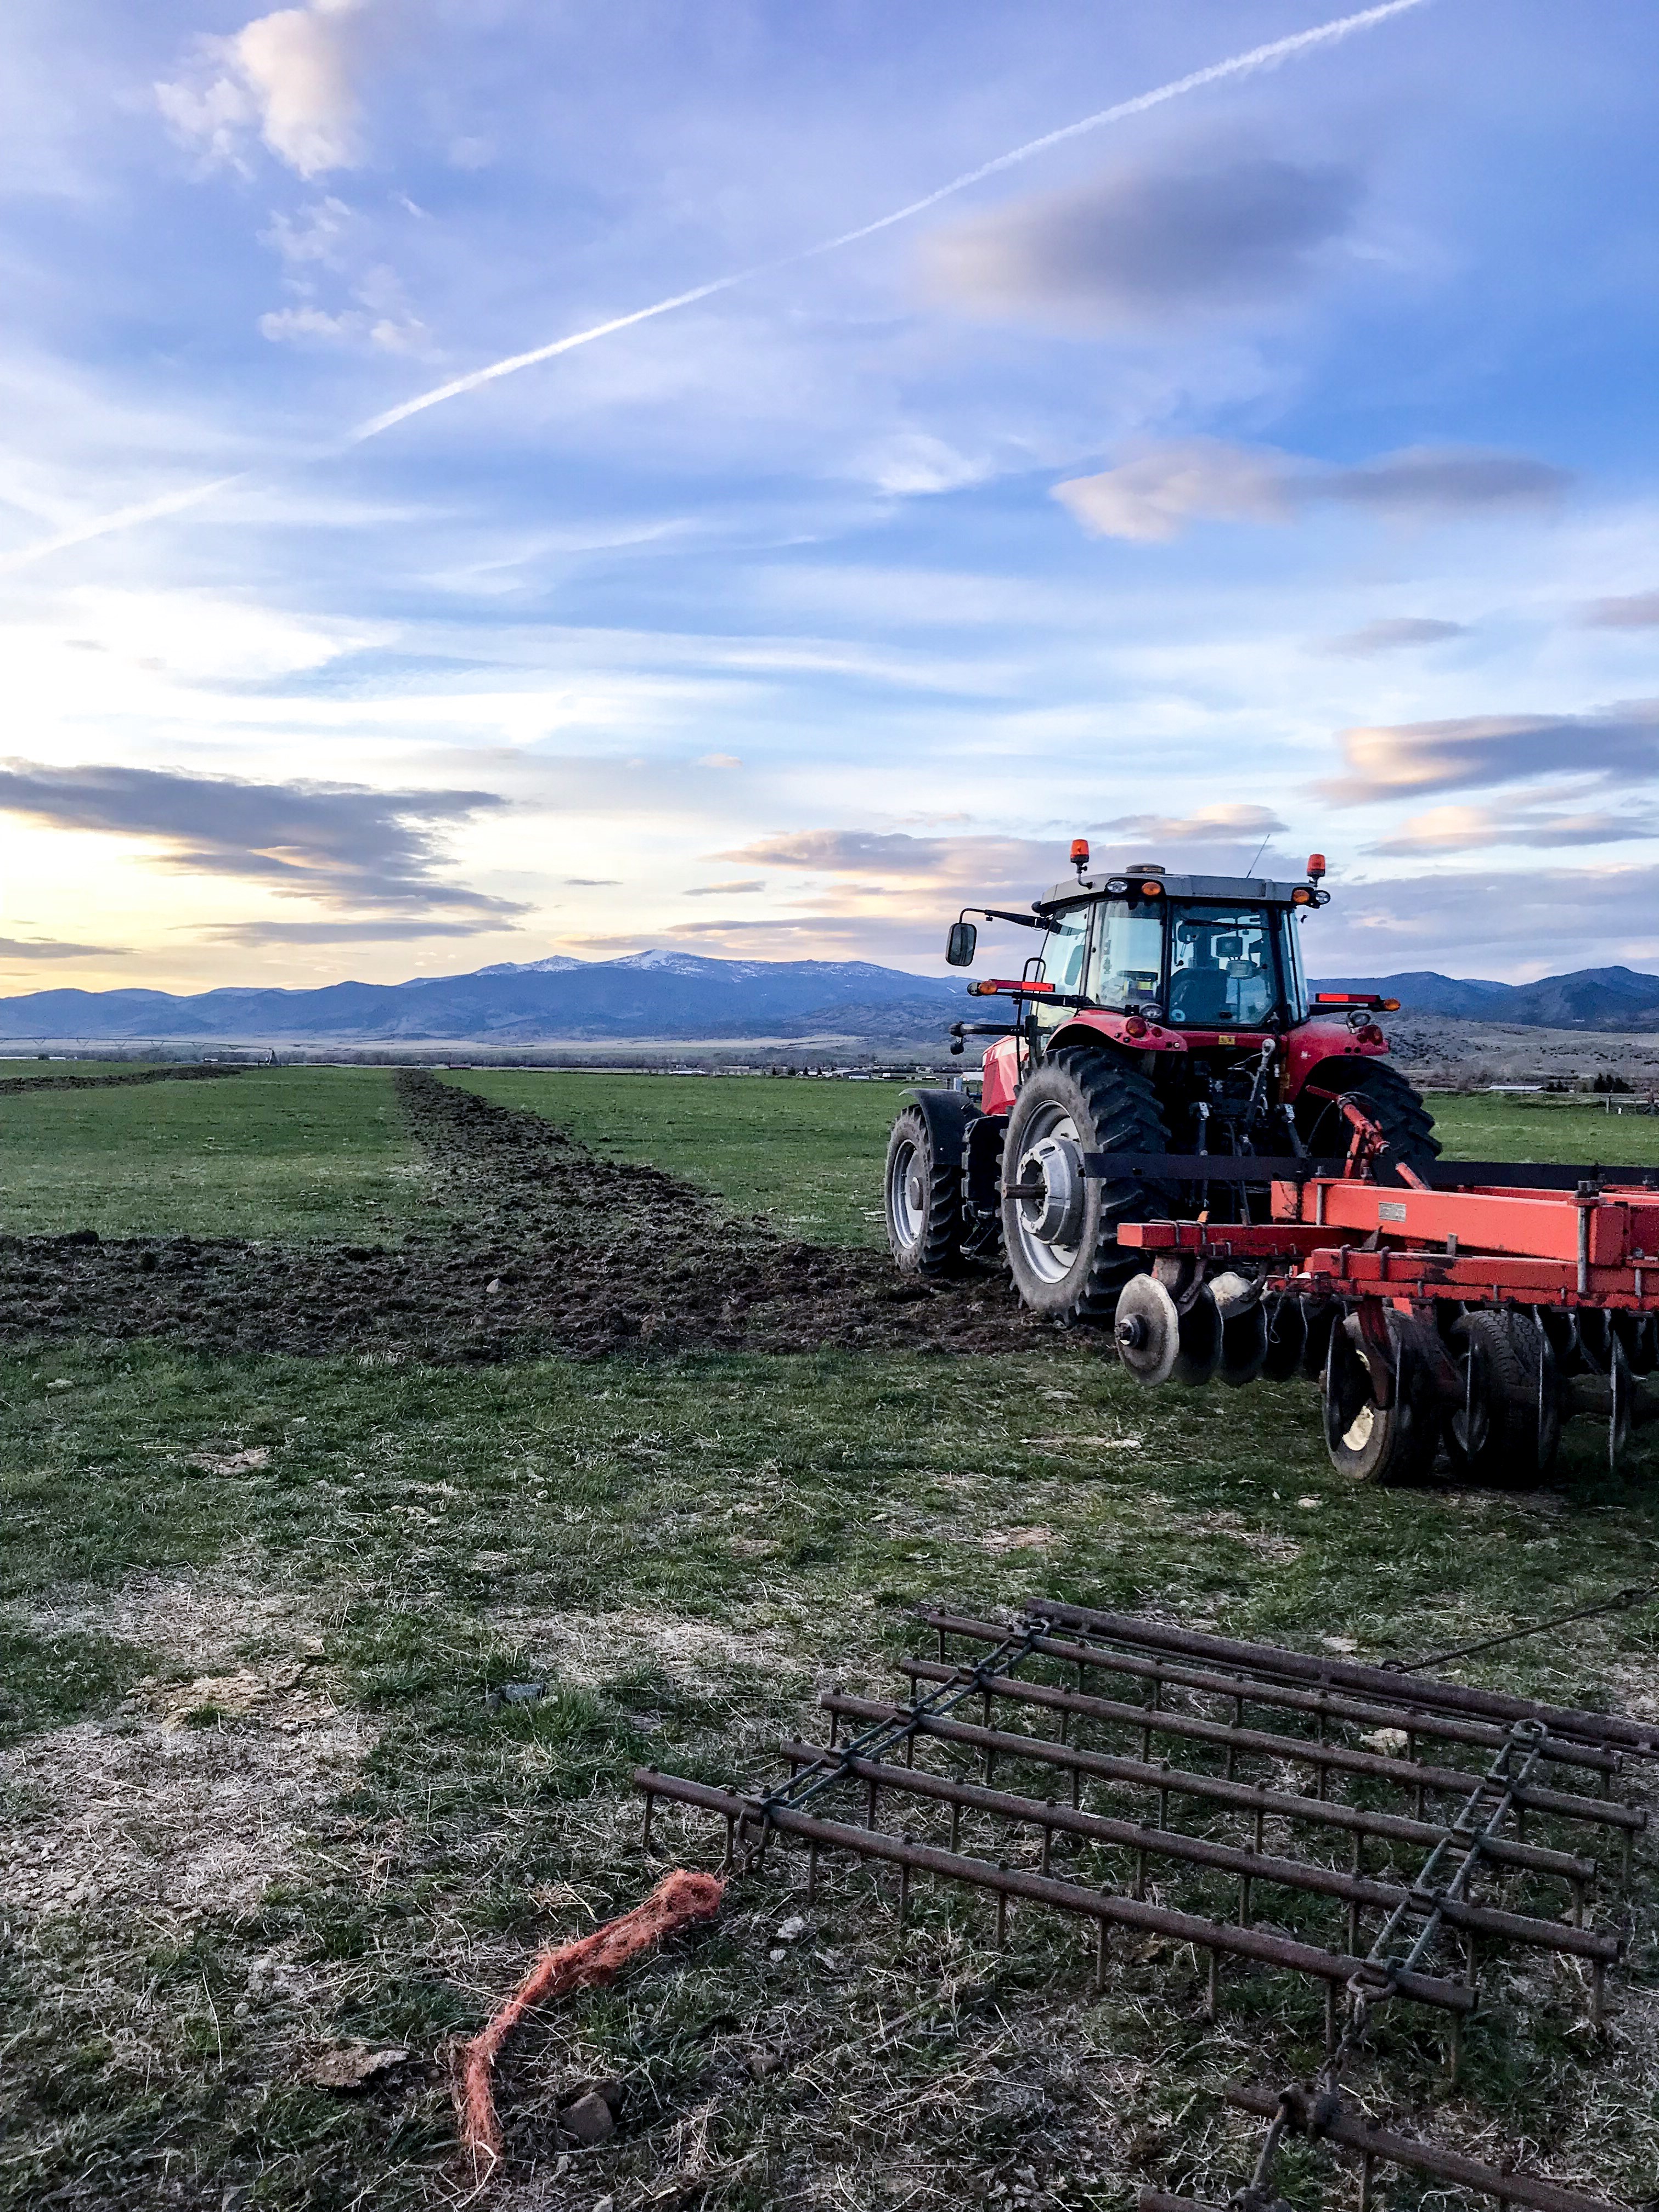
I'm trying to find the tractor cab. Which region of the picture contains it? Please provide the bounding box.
[1029,869,1316,1035]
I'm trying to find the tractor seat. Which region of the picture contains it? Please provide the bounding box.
[1169,970,1231,1025]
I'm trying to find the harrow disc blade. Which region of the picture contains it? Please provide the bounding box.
[1173,1286,1223,1388]
[1220,1301,1269,1388]
[1443,1310,1560,1486]
[1113,1273,1181,1387]
[1610,1342,1633,1469]
[1322,1311,1439,1486]
[1578,1307,1613,1374]
[1299,1297,1338,1381]
[1260,1293,1306,1383]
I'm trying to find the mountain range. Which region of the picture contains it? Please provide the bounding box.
[0,950,963,1045]
[1321,966,1659,1031]
[2,952,1657,1046]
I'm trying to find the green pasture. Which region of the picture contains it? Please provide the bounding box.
[1,1065,1656,2209]
[2,1067,1657,1254]
[453,1069,907,1245]
[0,1059,170,1079]
[1427,1088,1659,1166]
[0,1066,419,1242]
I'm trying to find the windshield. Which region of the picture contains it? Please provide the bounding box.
[1085,898,1165,1011]
[1166,904,1283,1027]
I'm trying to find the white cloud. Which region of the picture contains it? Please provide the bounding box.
[262,196,353,268]
[1053,437,1291,542]
[862,432,990,498]
[233,3,362,175]
[258,303,363,345]
[258,267,428,352]
[1582,589,1659,630]
[157,1,365,180]
[1100,803,1286,843]
[1055,439,1570,544]
[1369,798,1659,854]
[154,72,255,173]
[1322,702,1659,805]
[1318,616,1468,656]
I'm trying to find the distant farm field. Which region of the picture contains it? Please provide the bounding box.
[0,1066,419,1242]
[1427,1088,1659,1166]
[455,1069,907,1245]
[0,1064,1655,2210]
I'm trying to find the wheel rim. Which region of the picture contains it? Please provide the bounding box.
[1340,1402,1378,1454]
[887,1135,925,1251]
[1007,1105,1087,1287]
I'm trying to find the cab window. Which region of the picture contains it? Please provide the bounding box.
[1167,904,1280,1028]
[1279,909,1310,1020]
[1037,906,1091,1024]
[1086,898,1166,1011]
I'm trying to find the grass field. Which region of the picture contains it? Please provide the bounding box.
[456,1071,910,1246]
[0,1068,419,1242]
[459,1076,1659,1252]
[1,1068,1656,2211]
[1428,1091,1659,1166]
[0,1060,172,1080]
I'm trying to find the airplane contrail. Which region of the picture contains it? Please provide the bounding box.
[351,0,1430,442]
[0,473,249,577]
[8,0,1431,568]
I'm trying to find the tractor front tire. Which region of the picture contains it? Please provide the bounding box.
[884,1105,964,1277]
[1298,1061,1441,1187]
[1000,1048,1169,1324]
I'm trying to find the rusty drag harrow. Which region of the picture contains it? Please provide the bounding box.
[1139,2081,1630,2212]
[634,1604,1649,2074]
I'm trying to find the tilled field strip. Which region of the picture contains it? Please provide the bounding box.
[0,1064,246,1094]
[0,1069,1037,1359]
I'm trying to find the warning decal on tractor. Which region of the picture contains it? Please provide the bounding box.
[1378,1200,1408,1221]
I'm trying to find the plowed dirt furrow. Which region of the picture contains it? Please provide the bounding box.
[0,1071,1044,1361]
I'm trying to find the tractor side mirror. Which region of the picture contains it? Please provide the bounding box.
[946,921,977,967]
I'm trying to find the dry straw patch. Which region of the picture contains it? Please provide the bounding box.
[2,1567,373,1926]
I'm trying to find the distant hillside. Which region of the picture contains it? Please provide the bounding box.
[1316,966,1659,1031]
[0,950,964,1045]
[6,950,1658,1047]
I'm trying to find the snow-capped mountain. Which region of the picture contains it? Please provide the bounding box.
[0,950,966,1044]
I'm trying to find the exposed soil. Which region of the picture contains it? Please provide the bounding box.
[0,1062,247,1094]
[0,1069,1047,1362]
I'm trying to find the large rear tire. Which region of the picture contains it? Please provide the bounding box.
[999,1048,1169,1323]
[884,1105,964,1277]
[1297,1062,1441,1186]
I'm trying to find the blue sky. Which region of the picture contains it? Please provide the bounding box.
[3,0,1659,993]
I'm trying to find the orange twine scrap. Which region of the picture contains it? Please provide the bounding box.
[456,1867,725,2177]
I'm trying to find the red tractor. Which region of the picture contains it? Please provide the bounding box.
[884,845,1440,1369]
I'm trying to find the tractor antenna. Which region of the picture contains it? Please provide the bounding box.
[1245,830,1272,875]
